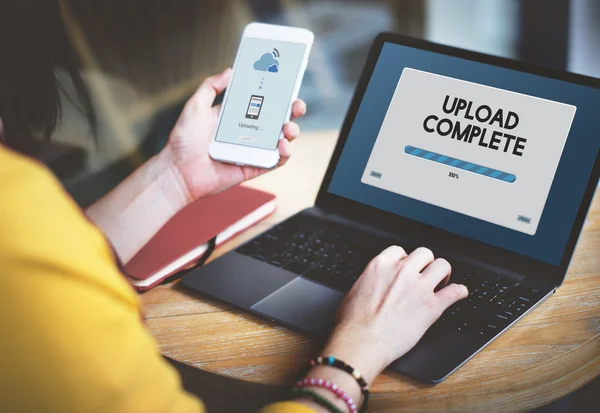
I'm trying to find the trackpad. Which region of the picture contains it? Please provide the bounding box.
[252,278,345,339]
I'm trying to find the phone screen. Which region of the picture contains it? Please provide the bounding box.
[215,37,307,150]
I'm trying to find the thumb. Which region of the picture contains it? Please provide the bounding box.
[192,68,232,109]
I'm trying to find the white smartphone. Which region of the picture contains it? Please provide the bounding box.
[209,23,314,169]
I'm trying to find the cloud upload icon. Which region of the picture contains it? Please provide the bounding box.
[254,52,279,73]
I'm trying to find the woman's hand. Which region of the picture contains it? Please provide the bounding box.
[86,69,304,263]
[322,246,468,384]
[162,68,307,203]
[294,246,468,413]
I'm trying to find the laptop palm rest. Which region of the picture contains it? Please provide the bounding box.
[252,277,344,339]
[182,252,298,309]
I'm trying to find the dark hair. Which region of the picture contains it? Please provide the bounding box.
[0,1,96,155]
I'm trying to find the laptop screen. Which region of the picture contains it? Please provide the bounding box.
[327,41,600,266]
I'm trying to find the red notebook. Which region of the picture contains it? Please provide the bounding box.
[124,185,276,291]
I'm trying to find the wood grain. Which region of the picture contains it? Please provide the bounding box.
[142,131,600,412]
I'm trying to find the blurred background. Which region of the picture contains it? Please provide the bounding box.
[50,0,599,208]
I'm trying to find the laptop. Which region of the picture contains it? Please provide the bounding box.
[182,33,600,383]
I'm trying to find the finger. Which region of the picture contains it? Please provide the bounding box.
[277,137,292,160]
[435,283,469,312]
[404,247,435,272]
[192,68,232,109]
[421,258,452,290]
[291,100,307,120]
[378,245,408,261]
[364,245,407,277]
[240,165,266,181]
[211,103,222,117]
[282,122,300,142]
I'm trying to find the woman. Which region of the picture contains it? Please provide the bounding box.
[0,2,468,412]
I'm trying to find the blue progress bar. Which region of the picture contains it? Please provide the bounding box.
[404,146,516,183]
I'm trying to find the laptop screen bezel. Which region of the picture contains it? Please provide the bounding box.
[315,33,600,286]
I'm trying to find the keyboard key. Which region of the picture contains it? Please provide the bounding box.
[269,259,284,267]
[448,307,461,318]
[515,303,528,313]
[475,323,501,339]
[284,259,318,275]
[495,313,511,326]
[502,310,515,319]
[456,320,473,332]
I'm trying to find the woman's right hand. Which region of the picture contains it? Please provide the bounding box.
[322,245,468,384]
[294,246,468,413]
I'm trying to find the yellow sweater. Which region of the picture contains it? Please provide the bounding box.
[0,147,313,413]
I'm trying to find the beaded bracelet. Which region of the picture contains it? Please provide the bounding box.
[295,377,358,413]
[296,356,370,412]
[292,387,345,413]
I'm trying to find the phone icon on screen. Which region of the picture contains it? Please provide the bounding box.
[246,95,264,120]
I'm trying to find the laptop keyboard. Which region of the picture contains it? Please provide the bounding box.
[237,214,393,292]
[236,213,547,339]
[432,271,546,339]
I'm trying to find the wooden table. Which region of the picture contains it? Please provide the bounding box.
[142,131,600,412]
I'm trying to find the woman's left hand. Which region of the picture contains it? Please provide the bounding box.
[162,68,306,203]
